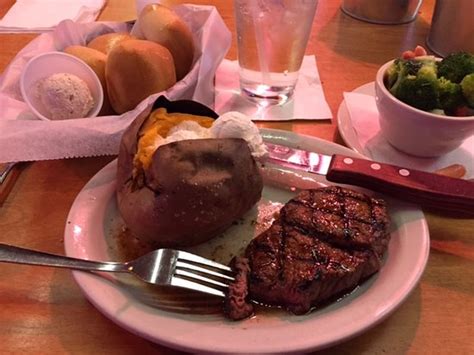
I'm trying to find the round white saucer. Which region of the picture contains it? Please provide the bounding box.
[336,82,474,179]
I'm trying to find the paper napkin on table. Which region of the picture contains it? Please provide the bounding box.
[343,90,474,179]
[215,56,332,121]
[0,0,106,33]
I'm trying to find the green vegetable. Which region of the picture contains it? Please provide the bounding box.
[387,58,439,111]
[417,60,438,81]
[460,73,474,107]
[387,59,423,95]
[438,77,465,112]
[437,52,474,84]
[385,52,474,115]
[385,60,400,89]
[395,75,438,111]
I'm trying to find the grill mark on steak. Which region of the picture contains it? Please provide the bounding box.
[280,186,390,255]
[241,186,391,317]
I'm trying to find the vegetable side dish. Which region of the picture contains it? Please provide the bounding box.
[384,51,474,116]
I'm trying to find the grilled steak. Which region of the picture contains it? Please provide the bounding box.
[244,186,391,315]
[224,257,254,320]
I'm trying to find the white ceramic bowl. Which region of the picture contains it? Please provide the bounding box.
[374,60,474,157]
[20,52,103,121]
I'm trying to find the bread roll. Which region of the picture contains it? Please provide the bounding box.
[106,39,177,114]
[87,33,134,55]
[63,45,114,115]
[137,4,195,81]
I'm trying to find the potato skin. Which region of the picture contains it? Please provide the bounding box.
[116,110,263,248]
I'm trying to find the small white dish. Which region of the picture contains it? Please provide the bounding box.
[64,129,429,354]
[337,82,474,179]
[20,51,103,121]
[375,59,474,157]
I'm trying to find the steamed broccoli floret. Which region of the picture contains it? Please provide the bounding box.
[438,77,465,112]
[438,52,474,83]
[385,61,400,89]
[461,73,474,107]
[417,60,438,81]
[385,52,474,114]
[387,59,424,95]
[388,58,439,111]
[396,75,438,111]
[389,59,423,96]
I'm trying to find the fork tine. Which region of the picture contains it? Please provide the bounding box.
[176,250,233,273]
[171,275,226,298]
[147,249,235,298]
[174,268,230,288]
[176,260,234,282]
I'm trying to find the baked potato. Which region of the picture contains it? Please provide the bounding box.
[116,97,263,248]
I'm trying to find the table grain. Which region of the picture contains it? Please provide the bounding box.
[0,0,473,354]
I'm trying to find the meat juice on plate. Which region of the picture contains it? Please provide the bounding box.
[234,0,318,102]
[105,184,289,317]
[105,165,344,319]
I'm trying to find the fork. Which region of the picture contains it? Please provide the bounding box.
[0,243,234,297]
[0,163,16,184]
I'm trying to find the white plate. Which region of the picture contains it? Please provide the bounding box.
[64,128,429,354]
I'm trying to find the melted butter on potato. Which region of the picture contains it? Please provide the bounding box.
[134,107,215,173]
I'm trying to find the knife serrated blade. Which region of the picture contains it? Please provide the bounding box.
[264,142,474,214]
[265,142,333,175]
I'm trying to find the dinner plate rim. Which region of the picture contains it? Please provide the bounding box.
[64,128,430,354]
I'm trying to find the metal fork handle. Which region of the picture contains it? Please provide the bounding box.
[0,243,128,273]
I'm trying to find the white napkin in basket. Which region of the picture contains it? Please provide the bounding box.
[215,56,332,121]
[343,90,474,179]
[0,0,105,33]
[0,4,231,163]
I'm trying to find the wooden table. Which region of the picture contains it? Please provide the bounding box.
[1,0,473,353]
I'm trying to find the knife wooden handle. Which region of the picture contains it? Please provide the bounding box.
[326,155,474,214]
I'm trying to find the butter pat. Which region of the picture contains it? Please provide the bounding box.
[36,73,94,120]
[211,111,267,159]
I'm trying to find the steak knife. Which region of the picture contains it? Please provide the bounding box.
[264,142,474,214]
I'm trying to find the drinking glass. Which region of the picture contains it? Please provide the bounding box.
[234,0,318,104]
